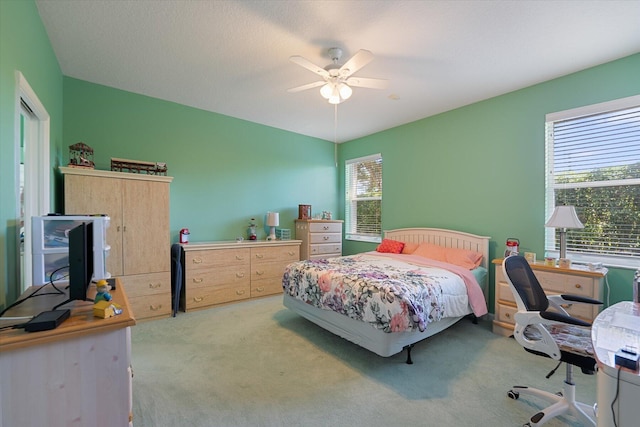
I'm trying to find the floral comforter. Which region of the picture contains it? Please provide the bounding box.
[283,253,483,333]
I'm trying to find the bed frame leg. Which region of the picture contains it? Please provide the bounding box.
[404,344,414,364]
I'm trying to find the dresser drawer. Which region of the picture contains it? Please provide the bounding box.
[496,302,517,325]
[251,245,299,262]
[309,222,342,233]
[535,270,594,297]
[129,293,171,319]
[310,243,342,255]
[251,261,291,281]
[310,233,342,244]
[186,265,249,289]
[185,282,250,310]
[496,281,515,304]
[121,272,171,298]
[251,278,283,298]
[186,248,250,269]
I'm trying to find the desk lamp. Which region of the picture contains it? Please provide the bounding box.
[545,205,584,259]
[266,212,279,241]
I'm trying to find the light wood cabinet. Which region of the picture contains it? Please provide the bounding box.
[0,281,135,427]
[492,258,607,336]
[61,167,173,320]
[182,240,301,311]
[295,219,343,260]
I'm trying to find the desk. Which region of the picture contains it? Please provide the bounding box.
[0,281,136,427]
[591,301,640,427]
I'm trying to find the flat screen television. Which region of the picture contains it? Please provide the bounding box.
[53,222,94,309]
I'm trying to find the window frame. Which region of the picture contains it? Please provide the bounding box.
[345,153,382,243]
[544,95,640,269]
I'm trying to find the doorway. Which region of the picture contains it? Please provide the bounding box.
[16,71,50,294]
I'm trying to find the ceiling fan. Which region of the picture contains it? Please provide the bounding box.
[288,48,388,104]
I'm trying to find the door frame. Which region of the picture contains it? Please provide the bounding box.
[16,71,50,291]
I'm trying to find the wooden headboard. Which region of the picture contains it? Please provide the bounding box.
[383,227,491,271]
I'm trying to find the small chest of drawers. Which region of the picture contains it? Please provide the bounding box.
[492,258,607,336]
[182,240,301,311]
[295,219,343,260]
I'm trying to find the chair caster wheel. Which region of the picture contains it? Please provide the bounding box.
[507,390,519,400]
[523,423,532,427]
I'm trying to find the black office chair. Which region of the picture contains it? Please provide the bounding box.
[170,243,184,317]
[502,256,602,427]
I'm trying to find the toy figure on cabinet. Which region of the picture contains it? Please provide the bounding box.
[95,280,112,303]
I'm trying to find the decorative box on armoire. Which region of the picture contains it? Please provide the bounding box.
[61,166,173,320]
[295,219,343,260]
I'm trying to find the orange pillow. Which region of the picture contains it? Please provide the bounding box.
[443,246,483,270]
[412,243,447,262]
[412,243,483,269]
[401,242,419,254]
[376,238,405,254]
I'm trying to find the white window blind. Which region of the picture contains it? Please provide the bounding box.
[545,95,640,267]
[345,153,382,242]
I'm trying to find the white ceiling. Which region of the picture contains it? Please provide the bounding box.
[36,0,640,143]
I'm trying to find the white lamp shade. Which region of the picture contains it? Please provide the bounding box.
[545,206,584,229]
[320,83,333,99]
[266,212,279,227]
[338,83,352,100]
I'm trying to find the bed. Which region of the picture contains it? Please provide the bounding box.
[282,227,491,363]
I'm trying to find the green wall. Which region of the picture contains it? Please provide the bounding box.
[339,54,640,309]
[1,0,637,314]
[62,78,338,243]
[0,0,63,308]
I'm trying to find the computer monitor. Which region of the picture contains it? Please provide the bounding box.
[53,222,94,309]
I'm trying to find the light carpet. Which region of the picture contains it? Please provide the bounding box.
[131,295,596,426]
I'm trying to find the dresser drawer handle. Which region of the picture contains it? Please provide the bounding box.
[192,278,203,283]
[236,272,245,278]
[287,251,294,256]
[192,257,202,264]
[256,270,264,276]
[255,254,264,259]
[193,296,204,302]
[255,286,265,292]
[574,284,582,289]
[149,304,162,311]
[505,313,511,319]
[323,226,329,230]
[236,289,245,295]
[148,283,161,289]
[235,255,244,260]
[323,236,329,240]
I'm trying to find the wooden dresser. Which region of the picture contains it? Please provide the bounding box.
[295,219,343,260]
[61,167,173,321]
[181,240,301,311]
[492,258,607,336]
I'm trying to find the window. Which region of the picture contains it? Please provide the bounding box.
[345,153,382,242]
[545,95,640,268]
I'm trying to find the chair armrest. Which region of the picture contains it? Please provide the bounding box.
[540,310,591,327]
[558,294,603,305]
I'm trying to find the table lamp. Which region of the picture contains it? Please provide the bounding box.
[545,205,584,259]
[266,212,279,241]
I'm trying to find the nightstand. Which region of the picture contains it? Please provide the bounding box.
[492,258,607,336]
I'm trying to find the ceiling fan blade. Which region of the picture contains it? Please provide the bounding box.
[287,80,326,93]
[289,56,330,78]
[345,77,388,89]
[339,49,374,77]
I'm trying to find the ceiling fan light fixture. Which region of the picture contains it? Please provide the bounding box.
[338,83,352,100]
[320,83,333,99]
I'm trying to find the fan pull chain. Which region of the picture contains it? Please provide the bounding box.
[334,103,338,167]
